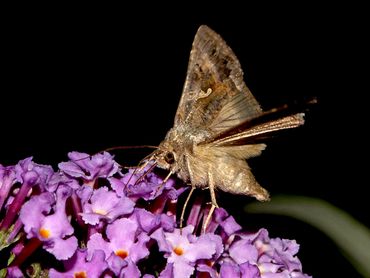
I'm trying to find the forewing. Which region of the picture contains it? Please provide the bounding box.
[174,25,263,134]
[209,113,305,147]
[203,100,311,146]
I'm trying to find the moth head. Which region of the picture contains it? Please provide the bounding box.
[154,141,179,172]
[155,130,181,172]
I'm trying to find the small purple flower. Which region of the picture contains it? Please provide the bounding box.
[129,208,176,234]
[6,266,24,278]
[80,186,135,225]
[119,258,142,277]
[118,166,178,201]
[1,151,310,277]
[221,228,311,278]
[129,208,161,233]
[0,164,16,211]
[20,185,78,260]
[219,261,260,278]
[47,171,80,192]
[20,192,54,234]
[152,225,223,278]
[218,210,242,236]
[14,157,54,191]
[87,218,150,275]
[255,231,309,277]
[59,151,120,183]
[1,158,53,231]
[49,248,108,278]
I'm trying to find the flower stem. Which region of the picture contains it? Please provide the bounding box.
[10,237,42,267]
[0,173,36,231]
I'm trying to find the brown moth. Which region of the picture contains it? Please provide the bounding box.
[150,25,305,230]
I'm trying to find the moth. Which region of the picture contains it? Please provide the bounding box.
[148,25,305,230]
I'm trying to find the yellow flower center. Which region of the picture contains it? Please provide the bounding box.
[115,249,129,259]
[173,246,184,256]
[74,271,87,278]
[39,228,50,239]
[93,208,107,215]
[258,264,265,274]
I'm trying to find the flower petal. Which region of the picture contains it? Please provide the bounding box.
[87,233,111,260]
[229,239,258,264]
[45,236,78,260]
[173,260,195,278]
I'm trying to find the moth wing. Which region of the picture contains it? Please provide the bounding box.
[190,144,270,201]
[174,25,263,134]
[204,103,307,147]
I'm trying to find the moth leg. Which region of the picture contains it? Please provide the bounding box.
[180,186,196,231]
[180,157,199,232]
[125,154,156,189]
[138,154,155,171]
[203,172,219,233]
[208,171,219,207]
[203,204,216,234]
[154,170,173,195]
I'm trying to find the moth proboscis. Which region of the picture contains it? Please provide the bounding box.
[143,25,309,232]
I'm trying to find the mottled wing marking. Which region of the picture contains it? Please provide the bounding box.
[174,25,263,135]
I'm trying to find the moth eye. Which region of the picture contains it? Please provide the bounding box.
[164,152,175,164]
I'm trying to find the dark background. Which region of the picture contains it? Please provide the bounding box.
[1,4,367,277]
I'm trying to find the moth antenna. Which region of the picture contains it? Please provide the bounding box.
[71,146,158,187]
[101,145,158,168]
[123,149,158,190]
[124,166,140,188]
[103,145,158,152]
[138,152,157,170]
[72,145,158,166]
[127,150,158,187]
[73,155,92,162]
[122,152,155,170]
[85,146,157,188]
[125,162,152,188]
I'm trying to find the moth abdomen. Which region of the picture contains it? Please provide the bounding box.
[213,162,270,201]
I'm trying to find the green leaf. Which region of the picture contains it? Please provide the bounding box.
[0,268,6,278]
[0,252,15,278]
[0,226,22,251]
[245,195,370,277]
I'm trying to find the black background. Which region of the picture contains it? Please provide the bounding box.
[1,4,368,277]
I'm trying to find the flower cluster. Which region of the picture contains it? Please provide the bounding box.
[0,152,311,277]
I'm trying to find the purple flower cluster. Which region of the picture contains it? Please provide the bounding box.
[0,152,311,277]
